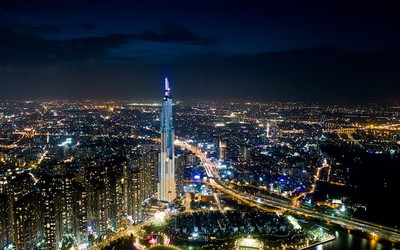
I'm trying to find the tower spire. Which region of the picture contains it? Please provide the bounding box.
[164,77,170,97]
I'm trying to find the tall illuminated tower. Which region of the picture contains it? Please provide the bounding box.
[158,77,176,202]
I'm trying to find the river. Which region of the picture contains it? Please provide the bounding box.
[310,228,399,250]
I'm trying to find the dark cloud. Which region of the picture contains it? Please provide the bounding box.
[8,22,60,36]
[0,22,217,65]
[76,22,96,30]
[0,23,132,64]
[133,23,218,46]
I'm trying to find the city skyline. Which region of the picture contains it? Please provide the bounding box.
[1,2,400,248]
[0,98,399,249]
[0,1,400,102]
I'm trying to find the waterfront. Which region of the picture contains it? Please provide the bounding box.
[172,219,400,250]
[100,226,400,250]
[311,228,399,250]
[320,143,400,229]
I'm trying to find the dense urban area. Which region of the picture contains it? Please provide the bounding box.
[1,99,400,250]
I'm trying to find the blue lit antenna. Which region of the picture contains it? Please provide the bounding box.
[164,77,170,97]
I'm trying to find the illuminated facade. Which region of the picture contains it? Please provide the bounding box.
[72,183,88,249]
[124,165,142,223]
[0,194,10,249]
[219,139,228,162]
[133,148,158,201]
[158,77,176,202]
[87,181,107,239]
[14,192,41,250]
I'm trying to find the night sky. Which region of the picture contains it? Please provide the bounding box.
[1,1,400,102]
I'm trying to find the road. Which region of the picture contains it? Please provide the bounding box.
[179,139,400,244]
[174,139,220,179]
[210,178,400,243]
[90,217,156,250]
[89,137,400,249]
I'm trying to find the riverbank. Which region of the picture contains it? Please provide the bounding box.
[298,235,336,250]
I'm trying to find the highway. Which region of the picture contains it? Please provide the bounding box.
[210,178,400,243]
[89,137,400,249]
[174,139,220,179]
[177,139,400,244]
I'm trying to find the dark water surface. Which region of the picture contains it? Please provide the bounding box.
[310,227,399,250]
[314,144,400,249]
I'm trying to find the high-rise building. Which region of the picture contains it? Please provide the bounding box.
[0,194,10,249]
[124,165,142,222]
[14,192,41,250]
[132,147,158,202]
[72,183,88,250]
[54,175,74,236]
[219,139,228,162]
[239,145,251,161]
[40,178,61,249]
[104,171,120,232]
[175,154,185,197]
[87,180,107,240]
[158,77,176,203]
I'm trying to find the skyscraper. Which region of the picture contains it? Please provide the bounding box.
[158,77,176,203]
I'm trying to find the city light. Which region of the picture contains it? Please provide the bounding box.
[154,211,166,224]
[0,87,399,249]
[1,1,400,250]
[58,137,72,147]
